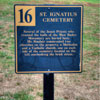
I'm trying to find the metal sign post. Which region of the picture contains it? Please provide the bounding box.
[43,73,54,100]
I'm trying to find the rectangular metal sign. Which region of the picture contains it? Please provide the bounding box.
[14,5,83,73]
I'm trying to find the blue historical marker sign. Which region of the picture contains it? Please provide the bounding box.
[14,5,83,73]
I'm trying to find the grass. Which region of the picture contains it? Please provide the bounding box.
[0,0,99,100]
[0,90,35,100]
[0,25,4,29]
[77,0,99,3]
[76,96,88,100]
[52,0,99,3]
[0,51,7,58]
[36,92,43,97]
[13,91,34,100]
[58,98,65,100]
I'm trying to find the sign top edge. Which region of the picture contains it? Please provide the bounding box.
[14,4,83,7]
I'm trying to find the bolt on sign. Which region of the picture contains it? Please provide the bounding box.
[14,5,83,73]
